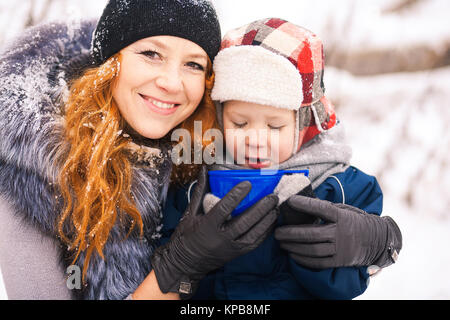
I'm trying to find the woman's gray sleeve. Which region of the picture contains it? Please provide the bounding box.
[0,196,72,300]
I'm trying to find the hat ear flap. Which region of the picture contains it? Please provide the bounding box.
[294,106,312,153]
[293,109,300,155]
[296,98,338,152]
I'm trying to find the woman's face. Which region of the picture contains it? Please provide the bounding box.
[113,36,208,139]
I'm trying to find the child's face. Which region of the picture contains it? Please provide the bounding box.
[223,101,296,169]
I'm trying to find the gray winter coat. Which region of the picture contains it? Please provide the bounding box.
[0,20,172,299]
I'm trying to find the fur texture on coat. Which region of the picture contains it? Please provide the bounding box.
[0,20,172,299]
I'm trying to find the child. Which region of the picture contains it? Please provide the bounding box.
[162,18,402,300]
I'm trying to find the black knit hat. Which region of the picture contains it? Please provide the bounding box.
[91,0,221,65]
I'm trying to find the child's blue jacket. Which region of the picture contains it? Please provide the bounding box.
[158,166,383,300]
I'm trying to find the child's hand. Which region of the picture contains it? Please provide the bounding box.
[274,195,402,269]
[276,174,318,225]
[274,173,314,204]
[202,193,221,213]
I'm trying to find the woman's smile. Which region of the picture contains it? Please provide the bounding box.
[139,94,180,116]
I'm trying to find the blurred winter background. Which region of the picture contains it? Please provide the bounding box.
[0,0,449,299]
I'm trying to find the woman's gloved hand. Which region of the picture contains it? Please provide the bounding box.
[151,166,279,298]
[274,195,402,269]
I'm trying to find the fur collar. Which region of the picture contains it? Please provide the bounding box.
[0,20,172,299]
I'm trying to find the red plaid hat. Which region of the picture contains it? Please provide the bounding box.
[211,17,337,153]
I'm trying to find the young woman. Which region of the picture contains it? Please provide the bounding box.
[0,0,278,300]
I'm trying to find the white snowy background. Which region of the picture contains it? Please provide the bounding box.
[0,0,449,299]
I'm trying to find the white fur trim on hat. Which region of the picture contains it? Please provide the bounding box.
[211,45,304,110]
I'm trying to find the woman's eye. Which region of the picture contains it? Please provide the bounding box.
[233,122,247,128]
[140,50,161,60]
[186,61,205,71]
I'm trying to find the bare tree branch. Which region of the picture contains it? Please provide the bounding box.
[23,0,54,28]
[382,0,426,14]
[24,0,35,28]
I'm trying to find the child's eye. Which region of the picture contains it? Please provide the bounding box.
[186,61,205,71]
[232,122,247,128]
[268,124,285,130]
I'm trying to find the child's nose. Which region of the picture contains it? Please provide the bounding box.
[245,131,269,153]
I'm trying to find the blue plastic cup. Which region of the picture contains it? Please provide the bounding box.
[208,169,309,216]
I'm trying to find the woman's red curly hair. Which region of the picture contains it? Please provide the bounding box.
[58,53,217,280]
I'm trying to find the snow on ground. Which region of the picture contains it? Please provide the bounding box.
[0,271,5,299]
[356,201,450,300]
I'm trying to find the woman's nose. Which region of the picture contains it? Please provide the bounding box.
[155,65,183,93]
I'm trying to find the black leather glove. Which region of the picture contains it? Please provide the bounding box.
[151,166,279,297]
[279,178,318,225]
[275,195,402,269]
